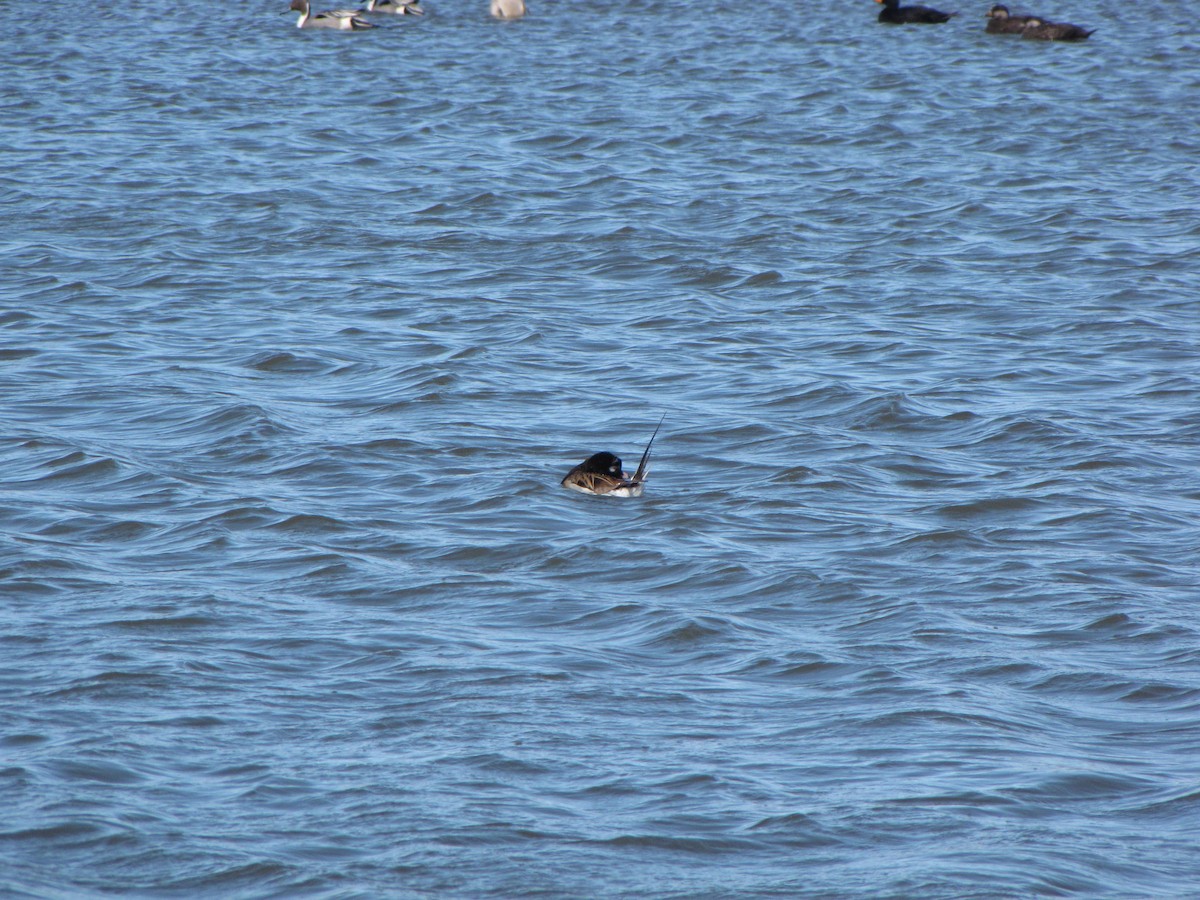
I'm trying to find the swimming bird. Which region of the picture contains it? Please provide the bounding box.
[289,0,375,29]
[1021,15,1095,39]
[490,0,526,18]
[985,4,1034,33]
[561,417,664,498]
[875,0,956,23]
[364,0,425,14]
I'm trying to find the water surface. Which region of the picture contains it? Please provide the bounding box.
[3,0,1200,896]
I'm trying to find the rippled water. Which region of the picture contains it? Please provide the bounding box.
[3,0,1200,895]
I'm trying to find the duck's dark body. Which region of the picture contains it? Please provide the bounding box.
[876,0,956,24]
[985,4,1034,32]
[560,452,644,497]
[1021,16,1095,39]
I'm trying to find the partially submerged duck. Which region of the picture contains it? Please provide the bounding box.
[1021,15,1095,39]
[561,418,663,498]
[364,0,425,14]
[289,0,375,28]
[875,0,956,24]
[490,0,526,18]
[985,4,1034,33]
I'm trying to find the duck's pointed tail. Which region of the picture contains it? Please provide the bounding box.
[631,414,666,485]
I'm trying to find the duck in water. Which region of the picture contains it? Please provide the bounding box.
[985,4,1035,33]
[561,417,664,498]
[363,0,425,14]
[875,0,956,24]
[289,0,375,28]
[1021,16,1095,39]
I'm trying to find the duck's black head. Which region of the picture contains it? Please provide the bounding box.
[987,4,1011,16]
[875,0,901,8]
[581,452,623,477]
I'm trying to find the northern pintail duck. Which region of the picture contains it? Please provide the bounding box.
[1021,15,1094,39]
[561,418,663,498]
[985,4,1034,32]
[289,0,375,28]
[875,0,956,23]
[490,0,526,18]
[365,0,425,14]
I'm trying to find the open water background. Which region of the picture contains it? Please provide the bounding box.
[3,0,1200,896]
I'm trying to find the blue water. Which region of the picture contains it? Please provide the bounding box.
[3,0,1200,896]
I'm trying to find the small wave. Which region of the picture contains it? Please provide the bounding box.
[243,351,341,375]
[46,759,147,786]
[104,615,218,630]
[27,453,121,486]
[595,833,761,854]
[936,496,1047,520]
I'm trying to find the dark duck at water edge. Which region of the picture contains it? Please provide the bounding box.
[1021,15,1095,39]
[875,0,956,24]
[561,417,664,498]
[985,4,1035,33]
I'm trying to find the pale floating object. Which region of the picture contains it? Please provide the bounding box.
[490,0,526,19]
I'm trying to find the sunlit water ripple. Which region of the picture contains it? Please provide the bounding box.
[3,0,1199,896]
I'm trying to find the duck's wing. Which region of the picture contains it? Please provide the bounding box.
[1056,23,1093,38]
[630,414,666,485]
[562,467,629,495]
[313,8,374,26]
[328,7,376,26]
[913,5,955,20]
